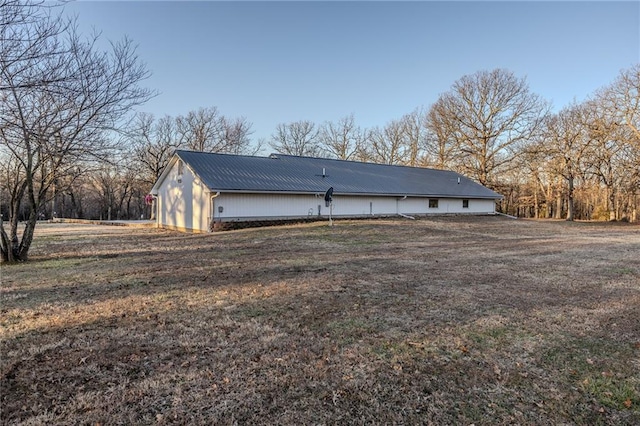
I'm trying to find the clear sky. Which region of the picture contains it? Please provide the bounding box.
[63,1,640,149]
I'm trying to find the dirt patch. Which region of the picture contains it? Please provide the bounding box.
[1,217,639,424]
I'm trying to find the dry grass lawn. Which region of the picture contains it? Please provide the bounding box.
[1,216,639,425]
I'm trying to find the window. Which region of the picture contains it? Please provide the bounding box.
[429,199,438,208]
[462,199,469,208]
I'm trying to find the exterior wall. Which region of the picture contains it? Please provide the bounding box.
[156,170,497,232]
[212,193,496,223]
[414,198,496,215]
[212,193,321,221]
[156,160,210,232]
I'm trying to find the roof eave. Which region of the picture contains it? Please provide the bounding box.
[150,155,179,195]
[151,152,204,195]
[205,188,502,199]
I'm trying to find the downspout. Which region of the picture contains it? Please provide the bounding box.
[495,212,518,220]
[397,195,414,220]
[152,195,158,228]
[209,191,220,232]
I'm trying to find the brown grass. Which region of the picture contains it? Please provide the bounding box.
[1,216,639,425]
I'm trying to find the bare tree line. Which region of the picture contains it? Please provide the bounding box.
[2,107,258,225]
[267,67,639,223]
[1,1,638,262]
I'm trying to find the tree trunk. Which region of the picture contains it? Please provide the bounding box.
[77,195,84,219]
[51,180,58,219]
[126,197,132,220]
[554,192,563,219]
[69,191,79,219]
[566,176,575,221]
[544,181,553,219]
[1,205,37,263]
[8,180,28,244]
[16,209,38,261]
[608,186,617,221]
[0,219,15,263]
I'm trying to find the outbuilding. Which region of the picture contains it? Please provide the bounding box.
[150,150,502,232]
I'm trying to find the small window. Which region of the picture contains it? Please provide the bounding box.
[462,199,469,208]
[177,159,184,176]
[429,199,439,209]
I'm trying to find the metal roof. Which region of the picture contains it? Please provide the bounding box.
[160,150,501,199]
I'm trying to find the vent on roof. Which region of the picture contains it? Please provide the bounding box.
[315,167,329,178]
[269,154,279,159]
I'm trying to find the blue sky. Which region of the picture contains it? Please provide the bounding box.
[64,1,640,148]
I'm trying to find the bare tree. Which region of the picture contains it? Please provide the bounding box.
[91,154,141,221]
[128,110,256,183]
[366,120,410,165]
[0,1,69,91]
[605,66,640,212]
[173,107,256,154]
[619,138,640,222]
[609,64,640,142]
[128,113,179,185]
[542,104,591,221]
[176,107,225,152]
[428,69,549,187]
[0,2,153,262]
[581,99,626,220]
[424,105,461,170]
[221,116,257,155]
[400,108,428,167]
[124,113,178,221]
[318,114,363,160]
[269,120,320,156]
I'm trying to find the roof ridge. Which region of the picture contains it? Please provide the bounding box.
[175,149,262,160]
[178,150,453,174]
[269,153,455,173]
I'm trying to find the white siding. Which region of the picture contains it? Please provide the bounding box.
[212,193,320,221]
[459,198,496,214]
[156,160,210,232]
[421,198,496,214]
[211,193,496,223]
